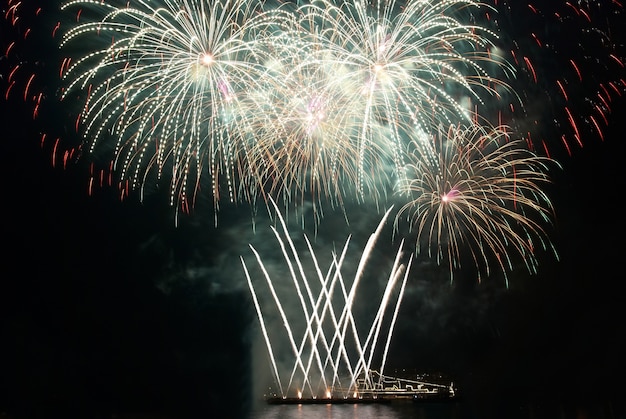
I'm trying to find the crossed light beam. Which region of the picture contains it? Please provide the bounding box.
[241,200,411,400]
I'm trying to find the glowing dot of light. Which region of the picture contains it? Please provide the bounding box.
[200,53,215,66]
[442,189,459,203]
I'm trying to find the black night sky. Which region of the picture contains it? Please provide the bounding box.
[1,2,626,419]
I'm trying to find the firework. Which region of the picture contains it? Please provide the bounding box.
[241,34,397,219]
[393,124,559,285]
[489,0,626,156]
[0,1,533,215]
[56,0,296,212]
[203,0,516,217]
[242,199,412,398]
[5,0,623,283]
[293,0,517,184]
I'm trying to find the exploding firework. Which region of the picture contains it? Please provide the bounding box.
[489,0,626,156]
[239,0,520,220]
[393,124,559,285]
[241,36,397,220]
[293,0,516,184]
[54,0,299,212]
[4,0,624,282]
[3,0,517,216]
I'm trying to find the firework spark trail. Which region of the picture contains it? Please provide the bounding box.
[3,0,624,282]
[294,0,517,188]
[377,255,411,386]
[268,197,335,392]
[295,236,352,393]
[241,257,284,397]
[350,240,409,390]
[394,123,559,285]
[333,205,395,390]
[243,0,516,215]
[242,203,411,397]
[243,242,316,397]
[324,251,363,390]
[57,0,295,215]
[12,0,516,221]
[491,0,626,156]
[241,37,394,224]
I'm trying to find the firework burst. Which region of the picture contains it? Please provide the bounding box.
[57,0,295,212]
[294,0,517,185]
[5,0,623,282]
[393,124,559,285]
[241,36,397,220]
[489,0,626,157]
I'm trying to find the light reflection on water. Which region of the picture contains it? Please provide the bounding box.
[249,402,460,419]
[247,400,624,419]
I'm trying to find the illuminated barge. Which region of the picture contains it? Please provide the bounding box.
[265,371,457,404]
